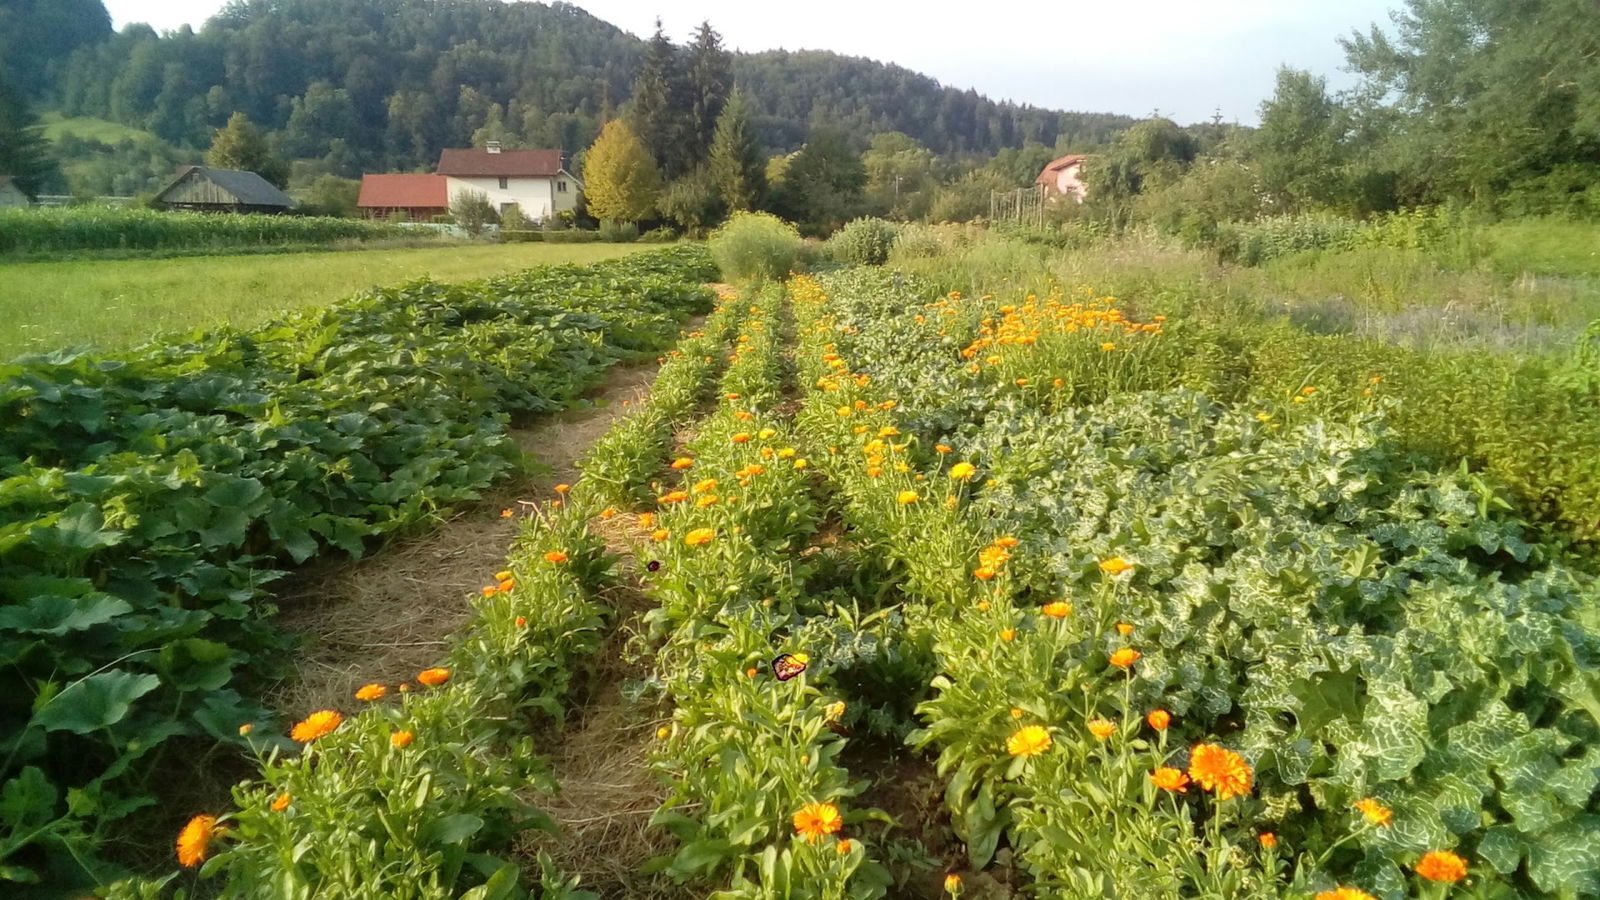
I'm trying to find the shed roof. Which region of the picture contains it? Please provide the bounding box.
[436,148,564,178]
[1035,154,1090,184]
[358,173,449,208]
[157,166,294,207]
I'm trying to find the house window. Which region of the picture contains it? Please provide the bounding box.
[557,180,568,193]
[498,177,508,189]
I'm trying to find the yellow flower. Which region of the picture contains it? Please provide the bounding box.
[973,566,997,581]
[355,683,387,702]
[1109,648,1141,668]
[656,726,670,739]
[238,723,253,736]
[792,802,844,842]
[949,462,976,480]
[1259,832,1278,849]
[825,701,846,720]
[671,456,694,469]
[1087,718,1117,739]
[500,508,513,518]
[1150,766,1189,792]
[897,490,919,505]
[651,528,670,542]
[599,507,617,519]
[1000,628,1016,642]
[271,792,290,812]
[1007,724,1052,757]
[794,458,809,469]
[758,428,777,439]
[944,873,962,893]
[554,483,570,494]
[391,730,414,748]
[1009,707,1023,718]
[1315,890,1376,900]
[417,667,451,686]
[684,527,716,546]
[1100,342,1115,351]
[1188,743,1253,800]
[693,478,718,494]
[1115,622,1134,635]
[176,814,222,867]
[1099,557,1133,575]
[637,512,655,528]
[290,709,343,743]
[1041,601,1071,618]
[1415,850,1467,883]
[1355,797,1393,827]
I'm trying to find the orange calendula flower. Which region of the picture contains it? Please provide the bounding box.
[1041,601,1071,618]
[494,570,512,582]
[496,579,514,593]
[1009,707,1024,718]
[1100,342,1115,351]
[994,536,1019,548]
[1188,743,1253,800]
[659,490,688,504]
[1000,628,1016,642]
[176,814,221,867]
[731,432,752,443]
[271,793,290,812]
[554,483,570,494]
[973,566,997,581]
[897,490,920,505]
[1115,622,1134,635]
[1147,709,1171,730]
[1099,557,1133,575]
[1007,724,1052,757]
[1109,648,1142,668]
[515,616,527,628]
[746,666,759,677]
[1415,850,1467,883]
[949,462,976,480]
[792,802,843,842]
[417,667,451,686]
[238,723,253,736]
[355,683,387,702]
[838,838,854,855]
[944,873,961,893]
[1150,767,1189,792]
[1315,890,1376,900]
[599,507,618,519]
[500,508,513,518]
[1259,832,1278,850]
[651,528,670,542]
[693,478,718,494]
[684,527,716,546]
[637,512,655,528]
[480,585,497,596]
[391,730,414,748]
[935,444,952,454]
[1087,718,1117,739]
[672,456,694,469]
[544,550,569,564]
[1355,798,1393,827]
[290,710,343,743]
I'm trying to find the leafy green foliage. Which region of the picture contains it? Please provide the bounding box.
[773,129,867,236]
[708,212,803,282]
[206,112,288,189]
[583,119,663,225]
[450,188,498,236]
[0,245,717,889]
[0,206,407,257]
[826,218,901,266]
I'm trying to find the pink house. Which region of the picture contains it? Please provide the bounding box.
[1035,154,1090,202]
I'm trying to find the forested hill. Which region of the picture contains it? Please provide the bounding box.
[36,0,1133,173]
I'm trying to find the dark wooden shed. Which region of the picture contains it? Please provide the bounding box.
[153,166,294,214]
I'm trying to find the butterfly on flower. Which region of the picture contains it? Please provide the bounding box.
[772,652,810,681]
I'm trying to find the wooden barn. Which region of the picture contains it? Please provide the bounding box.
[0,175,29,208]
[153,166,293,214]
[356,173,449,221]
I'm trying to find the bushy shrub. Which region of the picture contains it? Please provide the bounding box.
[542,229,601,243]
[641,226,679,243]
[598,220,640,243]
[500,230,544,243]
[826,216,900,266]
[889,223,944,261]
[707,211,803,282]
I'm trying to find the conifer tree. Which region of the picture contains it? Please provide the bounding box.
[709,90,766,212]
[629,19,689,177]
[583,118,662,223]
[686,21,732,162]
[0,72,58,196]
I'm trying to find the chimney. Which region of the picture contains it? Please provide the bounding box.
[486,140,501,154]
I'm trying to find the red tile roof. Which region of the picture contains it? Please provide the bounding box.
[436,149,563,178]
[1035,154,1090,185]
[357,174,448,208]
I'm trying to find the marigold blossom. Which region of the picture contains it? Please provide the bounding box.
[1109,648,1142,668]
[544,550,569,564]
[238,723,253,736]
[792,802,843,842]
[500,509,513,519]
[897,490,920,505]
[1147,709,1171,730]
[176,814,221,867]
[1188,743,1253,800]
[1259,832,1278,850]
[1115,622,1134,635]
[417,667,451,686]
[949,462,976,480]
[271,793,290,812]
[944,873,961,893]
[672,457,694,469]
[973,566,997,581]
[1087,718,1117,739]
[1041,601,1071,618]
[652,529,670,542]
[515,616,527,628]
[1415,850,1467,883]
[731,432,752,443]
[355,683,387,702]
[1355,798,1393,827]
[1150,767,1189,792]
[1315,890,1376,900]
[290,709,343,743]
[1000,628,1016,642]
[494,570,512,582]
[554,483,570,494]
[391,730,414,748]
[684,527,715,546]
[1007,724,1052,757]
[1099,557,1133,576]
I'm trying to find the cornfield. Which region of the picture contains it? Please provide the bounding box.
[0,206,410,255]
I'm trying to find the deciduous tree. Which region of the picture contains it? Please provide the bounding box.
[208,112,289,187]
[583,118,662,223]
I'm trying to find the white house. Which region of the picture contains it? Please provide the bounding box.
[1035,153,1090,203]
[436,143,581,222]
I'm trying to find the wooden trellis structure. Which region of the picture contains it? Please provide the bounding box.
[989,184,1047,227]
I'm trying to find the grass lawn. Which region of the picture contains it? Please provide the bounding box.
[0,242,654,359]
[38,111,165,145]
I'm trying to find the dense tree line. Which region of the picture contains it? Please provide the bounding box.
[28,0,1129,181]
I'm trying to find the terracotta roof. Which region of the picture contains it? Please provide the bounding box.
[357,174,449,208]
[1035,154,1090,184]
[436,148,563,178]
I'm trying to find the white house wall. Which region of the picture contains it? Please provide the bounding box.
[444,175,580,221]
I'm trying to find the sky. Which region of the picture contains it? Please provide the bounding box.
[100,0,1403,125]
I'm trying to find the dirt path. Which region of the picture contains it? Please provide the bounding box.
[266,359,661,716]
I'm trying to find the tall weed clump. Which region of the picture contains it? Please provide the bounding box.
[825,216,900,265]
[707,211,802,282]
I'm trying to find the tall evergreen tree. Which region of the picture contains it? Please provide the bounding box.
[0,72,60,196]
[709,90,767,212]
[629,19,690,177]
[685,21,732,162]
